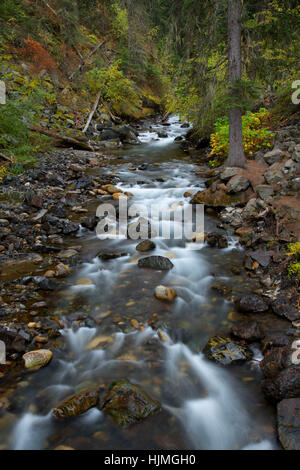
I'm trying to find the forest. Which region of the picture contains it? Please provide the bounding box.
[0,0,299,453]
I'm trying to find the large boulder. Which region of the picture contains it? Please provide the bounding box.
[138,256,174,270]
[277,398,300,450]
[53,389,99,419]
[101,380,161,427]
[191,189,246,208]
[231,321,263,342]
[262,366,300,403]
[271,298,300,322]
[203,335,253,365]
[220,167,240,182]
[264,164,284,184]
[254,184,274,201]
[23,349,53,370]
[249,251,271,268]
[116,125,138,144]
[99,129,120,141]
[236,294,269,313]
[226,175,250,194]
[263,148,285,165]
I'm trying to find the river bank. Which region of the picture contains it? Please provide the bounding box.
[0,115,299,450]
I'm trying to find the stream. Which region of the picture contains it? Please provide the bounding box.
[0,116,279,450]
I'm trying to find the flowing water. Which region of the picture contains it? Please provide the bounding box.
[0,116,278,450]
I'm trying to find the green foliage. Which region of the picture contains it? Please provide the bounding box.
[287,242,300,280]
[0,0,30,25]
[222,80,263,111]
[111,1,128,39]
[87,61,141,111]
[0,85,50,163]
[210,108,274,161]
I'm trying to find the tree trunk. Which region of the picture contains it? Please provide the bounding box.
[226,0,247,168]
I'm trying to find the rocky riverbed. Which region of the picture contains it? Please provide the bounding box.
[0,115,299,450]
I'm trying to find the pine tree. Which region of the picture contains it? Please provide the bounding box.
[226,0,247,168]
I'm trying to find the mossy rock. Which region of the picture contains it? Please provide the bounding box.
[191,189,246,208]
[101,380,161,427]
[203,335,253,366]
[53,389,99,419]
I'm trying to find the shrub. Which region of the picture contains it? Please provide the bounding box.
[87,61,141,112]
[22,39,56,73]
[210,108,274,162]
[0,86,50,163]
[0,165,8,180]
[287,243,300,280]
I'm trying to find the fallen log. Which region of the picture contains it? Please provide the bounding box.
[30,127,94,151]
[83,88,102,134]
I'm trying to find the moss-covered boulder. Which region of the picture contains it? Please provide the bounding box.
[203,335,253,366]
[191,188,250,208]
[101,380,161,427]
[23,349,53,370]
[53,389,99,419]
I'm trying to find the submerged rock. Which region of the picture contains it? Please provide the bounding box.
[98,251,128,261]
[138,256,174,270]
[23,349,53,370]
[154,285,177,302]
[231,321,263,342]
[210,282,232,297]
[236,294,269,313]
[101,380,161,427]
[206,233,228,249]
[203,335,253,365]
[277,398,300,450]
[136,240,156,252]
[53,389,99,419]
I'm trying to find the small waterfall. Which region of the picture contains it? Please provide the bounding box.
[164,343,273,450]
[12,412,53,450]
